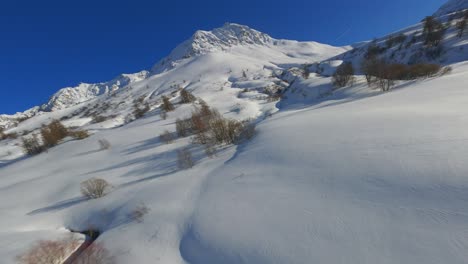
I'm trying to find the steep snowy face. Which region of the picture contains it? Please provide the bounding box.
[434,0,468,16]
[151,23,273,73]
[40,71,149,111]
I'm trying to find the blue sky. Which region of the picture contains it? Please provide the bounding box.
[0,0,446,114]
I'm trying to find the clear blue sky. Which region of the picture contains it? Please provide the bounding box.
[0,0,446,114]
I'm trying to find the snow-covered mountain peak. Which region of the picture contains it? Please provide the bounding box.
[151,23,273,73]
[434,0,468,16]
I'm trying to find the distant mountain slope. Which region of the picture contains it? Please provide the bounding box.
[0,23,347,130]
[434,0,468,16]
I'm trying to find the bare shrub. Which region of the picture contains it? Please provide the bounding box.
[41,120,68,148]
[422,16,445,47]
[407,63,441,79]
[69,130,90,140]
[332,62,355,88]
[176,118,192,137]
[236,122,256,143]
[92,115,106,123]
[385,34,406,48]
[159,130,174,144]
[5,132,18,139]
[80,178,112,199]
[188,102,256,146]
[73,242,115,264]
[177,148,194,169]
[133,103,150,119]
[98,139,111,150]
[161,96,175,112]
[180,89,196,104]
[22,135,44,155]
[129,203,150,223]
[16,236,80,264]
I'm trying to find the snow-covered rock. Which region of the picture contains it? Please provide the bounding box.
[41,71,149,112]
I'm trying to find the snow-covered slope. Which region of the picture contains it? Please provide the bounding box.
[2,61,468,263]
[434,0,468,16]
[332,2,468,71]
[0,23,346,131]
[2,4,468,263]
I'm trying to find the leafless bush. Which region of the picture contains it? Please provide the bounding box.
[80,178,112,199]
[161,96,175,112]
[159,130,174,144]
[41,120,68,148]
[129,203,150,223]
[22,135,44,155]
[177,148,194,169]
[16,236,80,264]
[176,118,192,137]
[92,115,109,124]
[332,62,355,88]
[133,103,150,119]
[180,89,196,104]
[98,139,111,150]
[72,242,115,264]
[69,130,90,140]
[8,132,18,139]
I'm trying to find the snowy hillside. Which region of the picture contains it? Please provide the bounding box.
[332,4,468,71]
[2,1,468,263]
[435,0,468,16]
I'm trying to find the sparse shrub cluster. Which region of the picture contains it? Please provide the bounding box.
[189,101,255,145]
[364,41,387,59]
[386,34,406,48]
[17,236,114,264]
[176,118,192,137]
[158,98,255,169]
[41,120,68,148]
[133,102,150,119]
[21,120,71,155]
[361,57,443,91]
[0,128,15,141]
[179,89,196,104]
[161,96,175,112]
[332,62,355,88]
[21,135,44,155]
[80,178,112,199]
[92,115,110,124]
[422,16,445,47]
[16,236,80,264]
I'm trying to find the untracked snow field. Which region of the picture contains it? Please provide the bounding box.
[2,52,468,263]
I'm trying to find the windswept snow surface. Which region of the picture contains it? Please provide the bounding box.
[2,61,468,263]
